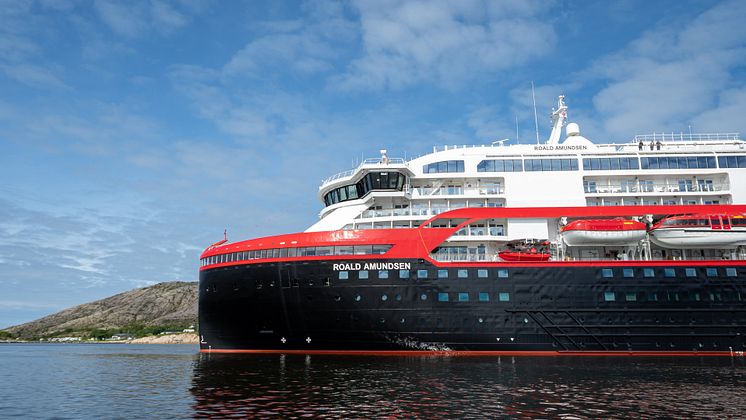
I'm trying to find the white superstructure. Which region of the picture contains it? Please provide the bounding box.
[308,96,746,262]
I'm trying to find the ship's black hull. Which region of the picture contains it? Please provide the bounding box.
[198,259,746,354]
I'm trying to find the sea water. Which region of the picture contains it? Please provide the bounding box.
[1,343,745,418]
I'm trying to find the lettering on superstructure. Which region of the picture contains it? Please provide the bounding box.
[332,262,411,271]
[533,145,587,151]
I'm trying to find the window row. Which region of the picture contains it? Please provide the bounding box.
[338,268,510,280]
[423,160,465,173]
[641,156,717,170]
[324,171,406,206]
[201,244,393,266]
[437,291,510,302]
[583,157,639,171]
[600,267,739,278]
[524,158,579,172]
[477,159,524,172]
[603,290,743,303]
[717,155,746,169]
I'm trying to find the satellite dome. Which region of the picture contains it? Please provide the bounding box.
[566,122,580,136]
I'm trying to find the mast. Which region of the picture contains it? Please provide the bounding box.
[547,95,567,145]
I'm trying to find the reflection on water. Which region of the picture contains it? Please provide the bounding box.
[191,354,746,418]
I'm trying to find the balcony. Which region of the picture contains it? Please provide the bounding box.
[585,182,729,195]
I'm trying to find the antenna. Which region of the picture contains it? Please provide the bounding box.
[531,81,540,144]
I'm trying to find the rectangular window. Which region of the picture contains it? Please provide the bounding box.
[623,268,634,278]
[625,292,637,302]
[399,269,410,279]
[438,269,449,279]
[457,269,468,278]
[685,268,697,277]
[726,268,738,277]
[648,292,658,302]
[604,291,616,302]
[498,292,510,302]
[458,292,469,302]
[438,292,449,302]
[338,271,349,280]
[478,292,489,302]
[497,269,509,278]
[359,270,369,279]
[378,270,389,279]
[477,269,488,278]
[706,268,718,277]
[664,268,676,277]
[601,268,614,278]
[417,269,428,279]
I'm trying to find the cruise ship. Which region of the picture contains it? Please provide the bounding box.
[199,96,746,356]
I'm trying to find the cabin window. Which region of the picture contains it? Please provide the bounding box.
[438,269,449,279]
[664,268,676,278]
[417,269,428,279]
[623,268,634,278]
[685,268,697,277]
[726,268,738,277]
[399,269,410,279]
[498,292,510,302]
[438,292,449,302]
[358,270,369,279]
[706,268,718,277]
[604,292,616,302]
[338,271,349,280]
[648,292,658,301]
[643,268,655,277]
[690,292,701,301]
[479,292,490,302]
[497,269,509,278]
[625,292,637,302]
[477,269,488,278]
[601,268,614,278]
[378,270,389,279]
[458,292,470,302]
[457,269,468,278]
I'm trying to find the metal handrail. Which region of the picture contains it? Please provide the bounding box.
[320,157,407,186]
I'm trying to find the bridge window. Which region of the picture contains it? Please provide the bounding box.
[323,171,406,206]
[423,160,464,173]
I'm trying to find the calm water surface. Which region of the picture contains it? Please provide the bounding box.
[1,344,746,418]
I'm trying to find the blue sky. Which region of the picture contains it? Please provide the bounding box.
[2,0,746,328]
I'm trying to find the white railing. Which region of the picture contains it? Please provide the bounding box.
[586,182,729,194]
[320,157,407,187]
[633,132,740,142]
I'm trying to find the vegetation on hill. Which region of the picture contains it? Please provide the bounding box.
[5,281,198,340]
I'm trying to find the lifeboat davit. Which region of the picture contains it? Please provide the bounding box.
[649,214,746,248]
[562,219,647,246]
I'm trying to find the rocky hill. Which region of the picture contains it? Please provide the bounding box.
[4,281,198,340]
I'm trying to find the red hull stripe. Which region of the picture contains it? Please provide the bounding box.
[199,349,741,357]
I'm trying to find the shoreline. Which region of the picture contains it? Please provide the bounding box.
[1,333,200,345]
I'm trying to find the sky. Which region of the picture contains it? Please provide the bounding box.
[2,0,746,328]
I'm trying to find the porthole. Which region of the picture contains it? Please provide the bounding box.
[395,294,402,301]
[379,318,385,324]
[355,295,362,301]
[334,295,341,302]
[420,293,427,300]
[399,318,405,324]
[381,294,388,301]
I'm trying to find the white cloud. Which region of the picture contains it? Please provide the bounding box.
[336,0,555,90]
[94,0,205,38]
[587,0,746,138]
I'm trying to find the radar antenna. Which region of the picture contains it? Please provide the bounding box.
[547,95,567,145]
